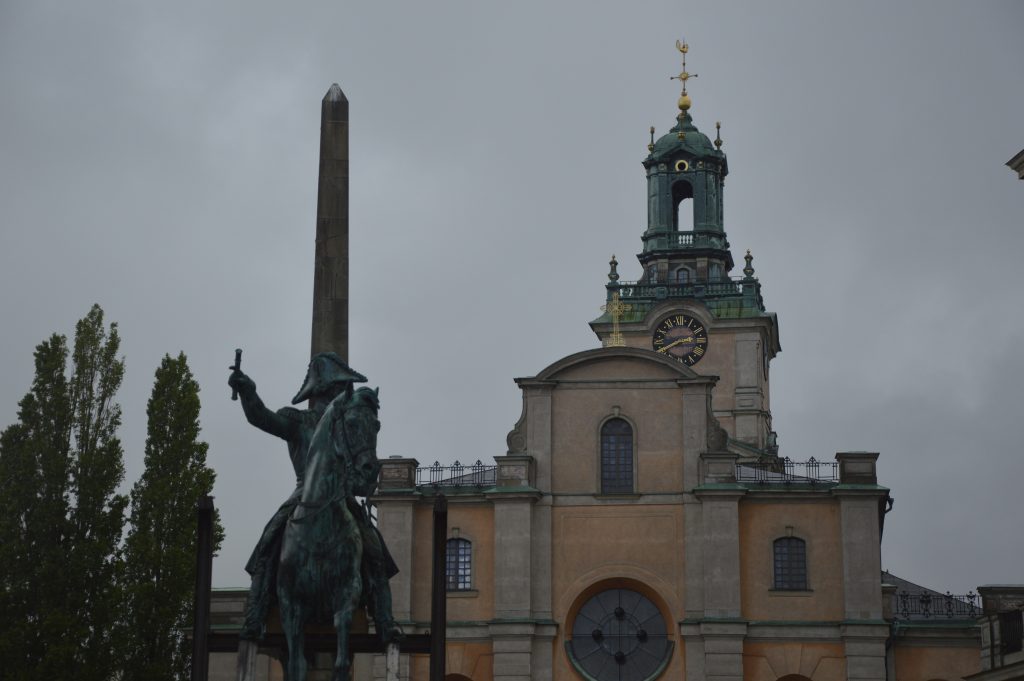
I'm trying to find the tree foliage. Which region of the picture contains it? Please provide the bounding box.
[120,352,223,681]
[0,304,128,681]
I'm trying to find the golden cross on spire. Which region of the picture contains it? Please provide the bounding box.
[601,292,632,348]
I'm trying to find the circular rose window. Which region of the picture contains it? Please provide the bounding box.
[567,588,672,681]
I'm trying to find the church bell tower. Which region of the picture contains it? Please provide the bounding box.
[592,40,781,452]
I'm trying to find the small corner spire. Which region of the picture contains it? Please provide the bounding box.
[648,126,655,153]
[743,249,755,279]
[608,254,620,282]
[715,121,723,150]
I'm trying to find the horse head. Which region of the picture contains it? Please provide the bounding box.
[341,386,382,497]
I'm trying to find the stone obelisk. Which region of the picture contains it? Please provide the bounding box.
[310,83,349,361]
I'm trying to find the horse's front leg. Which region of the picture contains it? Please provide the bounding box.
[280,595,307,681]
[331,572,362,681]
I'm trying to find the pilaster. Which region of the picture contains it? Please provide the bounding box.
[832,452,887,681]
[688,449,745,681]
[841,623,889,681]
[373,459,419,625]
[515,379,555,492]
[488,621,555,681]
[833,452,885,622]
[378,456,419,493]
[696,451,744,619]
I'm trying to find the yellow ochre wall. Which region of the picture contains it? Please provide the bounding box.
[550,504,686,681]
[743,641,846,681]
[892,644,979,681]
[548,355,690,495]
[409,641,494,681]
[739,499,844,621]
[410,502,496,625]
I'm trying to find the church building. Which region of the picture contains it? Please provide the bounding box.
[372,42,1002,681]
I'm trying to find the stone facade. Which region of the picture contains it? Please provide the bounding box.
[370,48,992,681]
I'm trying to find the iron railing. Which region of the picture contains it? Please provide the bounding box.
[894,591,979,621]
[416,460,497,489]
[611,278,748,299]
[607,276,765,314]
[735,457,839,485]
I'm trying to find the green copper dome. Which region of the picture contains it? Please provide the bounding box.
[648,112,717,162]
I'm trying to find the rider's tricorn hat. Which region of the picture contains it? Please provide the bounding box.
[291,352,367,404]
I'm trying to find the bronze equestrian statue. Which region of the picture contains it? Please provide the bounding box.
[278,384,381,680]
[228,353,401,677]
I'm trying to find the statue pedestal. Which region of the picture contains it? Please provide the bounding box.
[236,640,258,681]
[385,642,400,681]
[234,605,370,681]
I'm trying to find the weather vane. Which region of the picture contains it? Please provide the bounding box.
[670,38,697,96]
[670,38,697,138]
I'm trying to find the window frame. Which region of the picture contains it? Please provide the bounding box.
[598,415,637,495]
[772,536,809,591]
[445,537,473,592]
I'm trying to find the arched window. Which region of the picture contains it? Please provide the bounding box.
[673,267,690,285]
[600,418,633,494]
[773,537,807,590]
[446,538,472,591]
[708,263,723,282]
[672,180,694,231]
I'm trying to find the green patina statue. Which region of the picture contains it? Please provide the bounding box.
[229,352,401,678]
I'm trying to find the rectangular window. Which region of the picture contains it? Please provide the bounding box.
[1001,610,1023,654]
[773,537,808,590]
[445,538,472,591]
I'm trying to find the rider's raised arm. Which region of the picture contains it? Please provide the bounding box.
[231,370,299,440]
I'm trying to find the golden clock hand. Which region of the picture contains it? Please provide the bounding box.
[657,336,694,353]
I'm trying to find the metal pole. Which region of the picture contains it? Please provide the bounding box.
[429,495,447,681]
[191,495,215,681]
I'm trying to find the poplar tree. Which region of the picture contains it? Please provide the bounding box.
[120,352,222,681]
[0,305,128,681]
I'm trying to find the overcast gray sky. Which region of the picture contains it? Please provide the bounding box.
[1,1,1022,592]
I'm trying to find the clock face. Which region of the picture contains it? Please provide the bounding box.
[652,314,708,366]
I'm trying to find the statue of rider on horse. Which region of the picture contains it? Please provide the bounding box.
[229,352,401,680]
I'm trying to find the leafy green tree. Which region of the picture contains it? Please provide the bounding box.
[120,352,223,681]
[0,305,128,681]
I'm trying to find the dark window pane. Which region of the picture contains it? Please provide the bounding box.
[445,538,472,591]
[773,537,807,590]
[1000,610,1023,654]
[601,418,633,494]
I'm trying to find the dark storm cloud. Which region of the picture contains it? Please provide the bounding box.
[1,1,1021,591]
